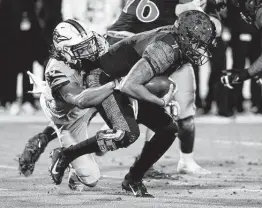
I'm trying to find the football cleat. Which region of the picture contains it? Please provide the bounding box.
[49,147,69,185]
[122,174,154,198]
[19,133,49,176]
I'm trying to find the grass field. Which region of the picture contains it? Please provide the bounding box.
[1,113,262,208]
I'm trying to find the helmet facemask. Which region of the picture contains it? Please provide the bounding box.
[175,10,217,66]
[70,32,109,62]
[178,31,213,66]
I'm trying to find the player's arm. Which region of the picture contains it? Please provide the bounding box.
[247,54,262,77]
[120,58,166,106]
[58,82,116,109]
[46,68,116,109]
[120,41,178,106]
[221,55,262,89]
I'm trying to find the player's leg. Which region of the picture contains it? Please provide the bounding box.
[54,112,100,190]
[19,124,57,176]
[169,63,211,175]
[18,94,58,176]
[142,128,174,179]
[49,91,140,185]
[122,101,178,197]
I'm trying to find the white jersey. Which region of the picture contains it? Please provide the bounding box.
[41,58,92,125]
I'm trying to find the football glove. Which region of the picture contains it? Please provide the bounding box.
[221,69,251,89]
[161,82,178,107]
[255,76,262,86]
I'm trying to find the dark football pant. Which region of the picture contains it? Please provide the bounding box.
[96,89,178,181]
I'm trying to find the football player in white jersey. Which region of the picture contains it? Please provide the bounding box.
[26,19,117,191]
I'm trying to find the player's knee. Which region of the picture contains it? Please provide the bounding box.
[156,120,179,139]
[166,121,179,137]
[96,129,140,152]
[178,116,195,132]
[75,167,100,187]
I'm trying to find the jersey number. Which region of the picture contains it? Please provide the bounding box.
[123,0,160,23]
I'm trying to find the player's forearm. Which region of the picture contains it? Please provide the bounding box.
[120,83,164,106]
[73,82,115,109]
[247,54,262,77]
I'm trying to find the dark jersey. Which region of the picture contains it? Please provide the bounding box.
[97,26,181,80]
[108,0,182,33]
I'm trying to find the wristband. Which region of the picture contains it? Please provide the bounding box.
[238,69,252,82]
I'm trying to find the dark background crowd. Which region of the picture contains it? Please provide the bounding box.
[0,0,261,117]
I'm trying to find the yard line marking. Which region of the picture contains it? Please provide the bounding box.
[101,175,123,179]
[0,188,9,191]
[0,165,17,170]
[197,138,262,147]
[213,140,262,147]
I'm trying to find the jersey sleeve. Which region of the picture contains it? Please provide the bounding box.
[45,67,70,92]
[142,34,181,75]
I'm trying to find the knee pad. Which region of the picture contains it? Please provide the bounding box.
[96,129,139,153]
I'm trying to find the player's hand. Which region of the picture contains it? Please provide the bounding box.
[221,69,243,89]
[167,100,180,120]
[255,76,262,86]
[113,78,122,90]
[27,71,46,95]
[161,83,177,107]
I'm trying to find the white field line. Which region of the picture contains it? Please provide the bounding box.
[0,165,17,169]
[202,139,262,147]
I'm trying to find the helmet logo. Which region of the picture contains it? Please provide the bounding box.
[53,29,72,44]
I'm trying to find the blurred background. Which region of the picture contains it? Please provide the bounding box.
[0,0,262,118]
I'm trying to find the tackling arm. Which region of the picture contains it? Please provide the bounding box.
[59,81,116,109]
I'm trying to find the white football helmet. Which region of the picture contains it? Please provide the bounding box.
[53,19,109,64]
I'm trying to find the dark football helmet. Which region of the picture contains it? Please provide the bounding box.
[235,0,262,25]
[175,10,217,66]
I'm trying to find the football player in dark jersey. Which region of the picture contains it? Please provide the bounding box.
[106,0,222,176]
[220,0,262,88]
[48,11,216,197]
[18,0,220,178]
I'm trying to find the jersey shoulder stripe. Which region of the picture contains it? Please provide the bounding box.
[45,59,70,91]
